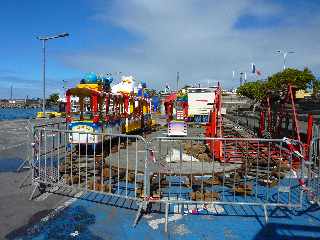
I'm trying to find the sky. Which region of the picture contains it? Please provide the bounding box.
[0,0,320,99]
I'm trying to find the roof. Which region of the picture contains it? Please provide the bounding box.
[164,93,177,103]
[67,86,102,97]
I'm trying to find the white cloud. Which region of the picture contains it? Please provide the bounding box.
[61,0,320,90]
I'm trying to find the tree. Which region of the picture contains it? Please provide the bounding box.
[266,68,315,92]
[311,79,320,96]
[47,93,60,105]
[237,68,316,101]
[237,81,267,101]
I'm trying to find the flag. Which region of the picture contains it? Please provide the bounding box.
[251,63,256,73]
[251,63,261,76]
[165,83,170,93]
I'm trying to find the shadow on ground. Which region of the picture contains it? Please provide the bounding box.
[254,222,320,240]
[6,205,104,240]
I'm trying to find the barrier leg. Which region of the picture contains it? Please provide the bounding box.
[263,205,269,223]
[16,159,31,172]
[164,202,169,233]
[29,183,39,200]
[133,201,147,227]
[19,170,32,188]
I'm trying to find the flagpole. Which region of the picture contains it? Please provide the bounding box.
[232,71,234,89]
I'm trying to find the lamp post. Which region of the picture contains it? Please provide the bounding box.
[37,32,69,117]
[276,50,295,70]
[239,72,244,86]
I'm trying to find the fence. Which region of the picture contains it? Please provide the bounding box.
[29,128,149,224]
[0,118,66,175]
[148,136,305,231]
[307,137,320,205]
[29,128,310,232]
[17,118,67,174]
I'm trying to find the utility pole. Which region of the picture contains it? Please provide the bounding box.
[176,71,180,90]
[10,85,13,100]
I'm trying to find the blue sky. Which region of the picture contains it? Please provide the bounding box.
[0,0,320,98]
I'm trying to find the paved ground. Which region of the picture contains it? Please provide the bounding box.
[0,118,68,239]
[0,171,70,239]
[2,180,320,240]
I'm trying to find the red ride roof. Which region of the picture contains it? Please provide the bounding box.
[164,93,177,103]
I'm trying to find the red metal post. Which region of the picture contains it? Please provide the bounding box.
[123,94,129,117]
[105,94,110,122]
[66,91,71,122]
[92,94,99,123]
[267,96,272,133]
[79,97,84,121]
[305,113,313,158]
[259,111,265,137]
[113,96,118,119]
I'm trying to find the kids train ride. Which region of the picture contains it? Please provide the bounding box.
[65,73,152,144]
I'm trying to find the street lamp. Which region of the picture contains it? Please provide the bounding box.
[276,50,295,70]
[37,32,69,117]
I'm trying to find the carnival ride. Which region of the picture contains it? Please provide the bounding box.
[65,73,152,144]
[163,90,189,136]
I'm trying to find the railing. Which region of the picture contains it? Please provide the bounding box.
[29,128,149,224]
[29,129,310,232]
[16,118,67,173]
[307,137,320,205]
[148,136,305,231]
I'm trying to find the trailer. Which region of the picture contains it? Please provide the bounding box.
[187,87,218,123]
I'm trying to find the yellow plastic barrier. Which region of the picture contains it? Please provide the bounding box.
[37,112,62,118]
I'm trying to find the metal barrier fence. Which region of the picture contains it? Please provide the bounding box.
[226,111,309,138]
[17,118,67,173]
[148,136,305,231]
[29,128,309,232]
[308,137,320,205]
[29,128,149,225]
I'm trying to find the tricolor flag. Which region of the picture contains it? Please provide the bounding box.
[251,63,261,76]
[165,83,170,93]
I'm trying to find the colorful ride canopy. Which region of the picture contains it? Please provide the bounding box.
[81,72,113,89]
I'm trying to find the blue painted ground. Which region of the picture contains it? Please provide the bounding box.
[6,182,320,240]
